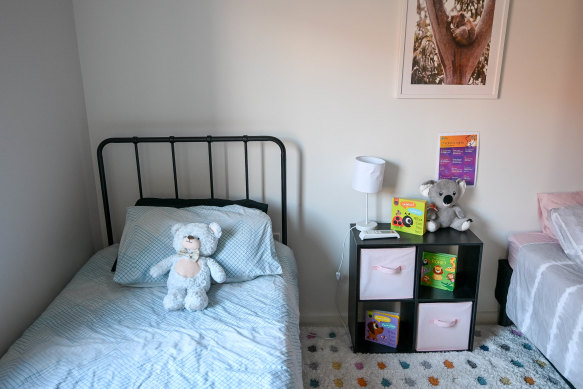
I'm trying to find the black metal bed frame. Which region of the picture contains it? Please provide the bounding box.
[97,135,287,246]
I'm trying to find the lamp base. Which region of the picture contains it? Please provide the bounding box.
[355,221,377,232]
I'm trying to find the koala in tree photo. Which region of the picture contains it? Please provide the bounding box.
[449,12,476,46]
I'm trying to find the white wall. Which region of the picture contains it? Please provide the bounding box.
[73,0,583,324]
[0,1,99,354]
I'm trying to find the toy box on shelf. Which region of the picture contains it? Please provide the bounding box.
[391,198,427,236]
[365,310,400,348]
[420,251,457,292]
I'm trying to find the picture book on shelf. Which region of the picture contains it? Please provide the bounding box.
[365,310,399,348]
[420,251,457,291]
[391,197,427,235]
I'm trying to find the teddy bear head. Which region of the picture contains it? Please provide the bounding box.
[420,178,466,209]
[170,222,222,257]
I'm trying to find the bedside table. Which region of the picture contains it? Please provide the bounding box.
[348,223,483,353]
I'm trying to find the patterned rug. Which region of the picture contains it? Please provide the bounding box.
[301,325,571,388]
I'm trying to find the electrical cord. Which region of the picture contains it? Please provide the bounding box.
[335,225,357,348]
[336,225,356,280]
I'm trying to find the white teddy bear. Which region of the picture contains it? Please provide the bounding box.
[150,222,226,311]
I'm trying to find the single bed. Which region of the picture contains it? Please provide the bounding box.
[0,135,302,389]
[496,193,583,388]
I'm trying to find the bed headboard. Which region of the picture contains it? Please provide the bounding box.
[97,135,287,246]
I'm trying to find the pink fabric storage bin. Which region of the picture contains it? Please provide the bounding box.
[416,302,473,351]
[359,248,416,300]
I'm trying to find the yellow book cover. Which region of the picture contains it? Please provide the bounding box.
[391,197,427,235]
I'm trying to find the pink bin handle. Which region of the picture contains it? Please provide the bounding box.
[372,265,402,274]
[432,319,458,328]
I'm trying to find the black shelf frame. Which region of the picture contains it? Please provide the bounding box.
[348,223,483,354]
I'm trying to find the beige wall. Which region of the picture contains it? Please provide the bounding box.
[0,0,99,354]
[73,0,583,323]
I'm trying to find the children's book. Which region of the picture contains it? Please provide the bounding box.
[365,310,399,348]
[420,251,457,291]
[391,198,427,235]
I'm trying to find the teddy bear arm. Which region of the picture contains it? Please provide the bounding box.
[206,258,226,283]
[453,205,465,218]
[427,208,438,220]
[150,257,174,278]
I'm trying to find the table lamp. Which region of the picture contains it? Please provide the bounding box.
[352,156,385,231]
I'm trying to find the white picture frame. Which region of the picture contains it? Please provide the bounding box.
[397,0,510,99]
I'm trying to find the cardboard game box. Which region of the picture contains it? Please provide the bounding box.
[391,198,427,235]
[420,251,457,291]
[365,310,399,348]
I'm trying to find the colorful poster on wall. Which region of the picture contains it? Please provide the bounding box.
[437,132,479,186]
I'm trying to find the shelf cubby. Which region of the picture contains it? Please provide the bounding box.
[348,224,483,353]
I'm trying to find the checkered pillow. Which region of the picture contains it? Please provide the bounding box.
[114,205,281,286]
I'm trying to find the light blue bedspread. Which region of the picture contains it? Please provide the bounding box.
[0,242,302,389]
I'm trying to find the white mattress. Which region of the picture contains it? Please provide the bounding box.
[506,241,583,387]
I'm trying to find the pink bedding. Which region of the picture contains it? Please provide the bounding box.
[507,231,558,269]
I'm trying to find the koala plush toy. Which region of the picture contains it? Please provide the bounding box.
[419,179,473,232]
[150,222,226,311]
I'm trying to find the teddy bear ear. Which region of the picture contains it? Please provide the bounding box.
[208,222,222,239]
[455,179,467,196]
[171,223,183,235]
[420,180,436,197]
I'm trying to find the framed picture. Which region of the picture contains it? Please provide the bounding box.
[397,0,510,99]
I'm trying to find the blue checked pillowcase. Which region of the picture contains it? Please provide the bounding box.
[114,205,282,286]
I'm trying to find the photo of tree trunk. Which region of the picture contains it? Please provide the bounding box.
[411,0,496,85]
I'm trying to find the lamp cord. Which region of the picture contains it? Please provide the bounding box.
[336,225,356,278]
[335,225,357,349]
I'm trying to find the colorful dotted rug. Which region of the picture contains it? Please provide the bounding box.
[301,325,572,388]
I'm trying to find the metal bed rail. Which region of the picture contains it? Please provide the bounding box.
[97,135,287,246]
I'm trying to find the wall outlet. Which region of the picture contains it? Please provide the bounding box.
[273,232,281,242]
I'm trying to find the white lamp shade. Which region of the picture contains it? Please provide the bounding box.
[352,156,385,193]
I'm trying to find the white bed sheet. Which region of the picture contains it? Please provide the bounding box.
[506,241,583,387]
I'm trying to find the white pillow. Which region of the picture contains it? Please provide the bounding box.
[550,205,583,266]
